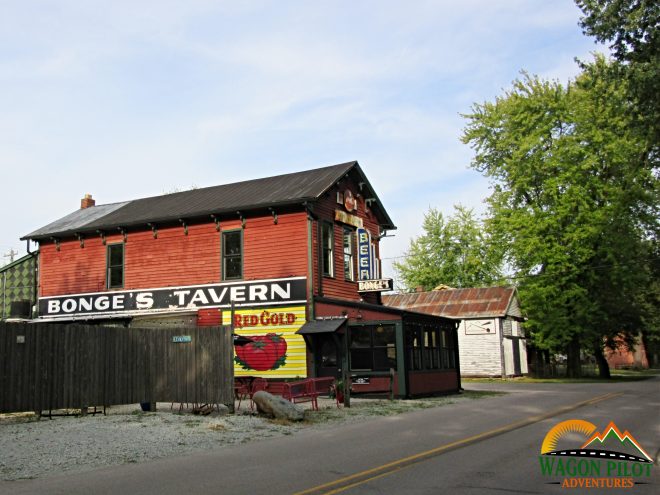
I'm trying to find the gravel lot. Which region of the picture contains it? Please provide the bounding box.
[0,392,494,481]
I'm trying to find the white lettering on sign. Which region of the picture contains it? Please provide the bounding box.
[189,290,209,306]
[136,292,154,309]
[357,228,373,280]
[95,296,110,310]
[79,297,93,312]
[62,299,76,313]
[230,286,246,302]
[208,287,228,303]
[48,300,60,314]
[271,283,290,300]
[357,279,393,292]
[173,290,190,306]
[113,294,125,310]
[249,284,268,301]
[38,277,307,317]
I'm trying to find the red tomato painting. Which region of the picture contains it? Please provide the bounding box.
[235,334,288,371]
[266,333,287,359]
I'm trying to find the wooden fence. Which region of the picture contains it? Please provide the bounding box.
[0,322,234,414]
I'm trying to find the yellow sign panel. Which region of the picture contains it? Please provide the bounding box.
[223,306,307,378]
[334,209,364,228]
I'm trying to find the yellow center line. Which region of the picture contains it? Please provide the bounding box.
[292,391,623,495]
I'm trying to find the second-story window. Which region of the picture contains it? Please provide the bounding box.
[321,222,334,277]
[222,230,243,280]
[343,227,354,281]
[107,243,124,289]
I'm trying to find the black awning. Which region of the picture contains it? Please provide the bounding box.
[296,318,347,335]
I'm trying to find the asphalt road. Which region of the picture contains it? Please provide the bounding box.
[2,377,658,495]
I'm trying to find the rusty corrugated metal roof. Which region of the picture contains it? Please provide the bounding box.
[382,287,518,319]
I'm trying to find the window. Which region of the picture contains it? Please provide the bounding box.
[441,328,456,369]
[343,228,354,281]
[222,230,242,280]
[406,324,456,371]
[107,243,124,289]
[321,222,334,277]
[349,324,397,371]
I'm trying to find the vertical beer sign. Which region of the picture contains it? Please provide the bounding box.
[356,228,390,293]
[357,228,373,280]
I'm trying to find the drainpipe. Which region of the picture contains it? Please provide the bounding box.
[27,240,38,318]
[1,270,5,320]
[305,205,315,321]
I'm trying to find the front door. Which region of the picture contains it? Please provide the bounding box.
[315,334,340,379]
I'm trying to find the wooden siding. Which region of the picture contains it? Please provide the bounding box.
[507,294,523,318]
[40,236,108,296]
[37,180,388,307]
[0,322,234,413]
[312,181,383,303]
[457,319,503,376]
[243,213,308,280]
[39,212,309,297]
[408,370,459,396]
[351,375,400,396]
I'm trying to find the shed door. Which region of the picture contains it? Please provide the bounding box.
[512,338,521,375]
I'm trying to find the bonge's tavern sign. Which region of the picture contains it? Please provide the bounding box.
[39,277,306,319]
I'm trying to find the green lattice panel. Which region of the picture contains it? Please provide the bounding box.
[1,256,36,319]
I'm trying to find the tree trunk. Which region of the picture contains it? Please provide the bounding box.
[640,331,656,368]
[566,337,582,378]
[593,343,611,379]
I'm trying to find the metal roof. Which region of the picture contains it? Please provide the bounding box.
[296,318,347,335]
[23,202,129,240]
[382,287,520,319]
[22,161,396,241]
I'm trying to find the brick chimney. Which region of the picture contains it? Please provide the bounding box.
[81,193,95,209]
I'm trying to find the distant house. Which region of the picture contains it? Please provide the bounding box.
[383,287,527,377]
[605,334,649,370]
[0,253,38,320]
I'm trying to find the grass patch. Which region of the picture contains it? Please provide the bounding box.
[463,370,658,384]
[611,368,659,377]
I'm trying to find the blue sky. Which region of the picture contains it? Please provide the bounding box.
[1,1,601,287]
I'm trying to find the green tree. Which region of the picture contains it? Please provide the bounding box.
[462,57,658,378]
[577,0,659,141]
[577,1,660,373]
[394,205,504,291]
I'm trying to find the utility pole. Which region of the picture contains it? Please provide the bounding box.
[3,248,18,265]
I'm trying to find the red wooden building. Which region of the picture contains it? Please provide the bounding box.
[22,161,459,397]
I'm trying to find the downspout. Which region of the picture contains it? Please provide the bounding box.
[1,270,5,320]
[27,240,38,318]
[305,204,315,321]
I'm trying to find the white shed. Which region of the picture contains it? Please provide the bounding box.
[383,287,527,377]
